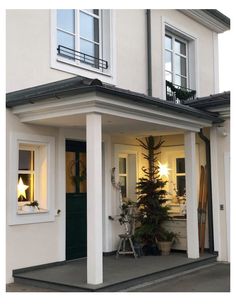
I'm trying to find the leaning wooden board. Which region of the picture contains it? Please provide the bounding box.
[198,165,208,255]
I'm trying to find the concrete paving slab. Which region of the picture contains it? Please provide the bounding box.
[12,252,217,291]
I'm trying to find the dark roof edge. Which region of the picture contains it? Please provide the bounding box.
[6,77,223,124]
[204,9,230,28]
[6,76,103,106]
[184,91,230,108]
[95,86,222,123]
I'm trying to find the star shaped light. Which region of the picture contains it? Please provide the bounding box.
[18,177,29,199]
[158,161,171,178]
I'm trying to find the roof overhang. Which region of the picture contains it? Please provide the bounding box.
[184,91,230,119]
[179,9,230,33]
[10,89,220,133]
[6,76,224,134]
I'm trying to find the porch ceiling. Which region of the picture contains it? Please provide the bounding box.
[26,112,184,136]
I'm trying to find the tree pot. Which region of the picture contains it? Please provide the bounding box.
[157,241,172,256]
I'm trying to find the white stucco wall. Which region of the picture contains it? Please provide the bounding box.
[6,110,62,283]
[6,9,218,98]
[210,118,230,261]
[6,10,74,92]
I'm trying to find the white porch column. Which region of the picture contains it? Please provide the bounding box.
[86,113,103,284]
[184,131,199,258]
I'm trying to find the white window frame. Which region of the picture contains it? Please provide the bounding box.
[114,144,141,203]
[51,9,115,82]
[79,9,102,66]
[8,133,55,225]
[118,154,128,198]
[161,17,199,99]
[174,157,186,197]
[160,144,199,198]
[17,144,37,207]
[165,32,189,88]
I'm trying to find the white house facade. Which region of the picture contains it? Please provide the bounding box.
[6,9,230,285]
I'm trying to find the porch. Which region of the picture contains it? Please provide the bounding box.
[6,76,222,285]
[13,253,217,292]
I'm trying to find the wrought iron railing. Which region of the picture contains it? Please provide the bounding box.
[57,45,108,70]
[166,80,196,103]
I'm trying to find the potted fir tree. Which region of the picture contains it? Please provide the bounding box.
[134,136,176,256]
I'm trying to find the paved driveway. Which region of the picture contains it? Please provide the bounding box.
[126,262,230,292]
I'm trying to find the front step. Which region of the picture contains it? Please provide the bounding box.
[13,254,217,292]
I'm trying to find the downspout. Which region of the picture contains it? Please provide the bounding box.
[198,129,214,253]
[147,9,152,96]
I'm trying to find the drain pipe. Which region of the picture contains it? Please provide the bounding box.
[198,129,214,253]
[147,9,152,96]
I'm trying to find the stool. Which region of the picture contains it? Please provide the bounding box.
[116,233,138,258]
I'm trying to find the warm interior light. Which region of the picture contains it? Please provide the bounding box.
[17,177,29,199]
[158,161,171,178]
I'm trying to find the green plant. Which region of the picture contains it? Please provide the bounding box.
[24,200,39,209]
[166,80,196,101]
[134,136,173,245]
[157,229,177,243]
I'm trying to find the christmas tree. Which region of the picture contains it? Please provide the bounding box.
[135,136,173,246]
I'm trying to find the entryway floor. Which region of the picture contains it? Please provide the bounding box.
[13,252,217,292]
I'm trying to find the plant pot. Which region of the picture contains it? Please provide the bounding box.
[158,241,172,256]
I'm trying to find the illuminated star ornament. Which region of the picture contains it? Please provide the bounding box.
[18,177,29,199]
[158,161,171,178]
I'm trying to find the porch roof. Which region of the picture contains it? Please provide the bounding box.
[183,91,230,109]
[6,76,223,124]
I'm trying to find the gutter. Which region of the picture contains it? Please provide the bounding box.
[198,129,214,253]
[147,9,152,96]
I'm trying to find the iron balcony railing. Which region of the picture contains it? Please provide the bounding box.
[166,80,196,103]
[57,45,108,70]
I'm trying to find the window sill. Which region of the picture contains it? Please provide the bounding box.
[56,57,112,77]
[17,208,49,215]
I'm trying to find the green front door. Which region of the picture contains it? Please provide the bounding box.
[66,140,87,260]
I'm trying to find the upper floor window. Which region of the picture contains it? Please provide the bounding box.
[165,32,188,88]
[164,29,196,103]
[56,9,109,71]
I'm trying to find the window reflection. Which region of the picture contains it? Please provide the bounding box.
[80,11,99,42]
[57,9,75,33]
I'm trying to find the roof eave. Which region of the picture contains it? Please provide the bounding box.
[179,9,230,33]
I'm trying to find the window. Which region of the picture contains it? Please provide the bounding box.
[66,151,86,193]
[8,133,55,225]
[79,10,100,67]
[56,9,109,71]
[17,142,48,214]
[160,147,186,199]
[165,32,188,88]
[175,158,186,197]
[119,155,128,198]
[18,146,35,206]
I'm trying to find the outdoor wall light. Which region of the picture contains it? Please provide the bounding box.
[217,126,227,137]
